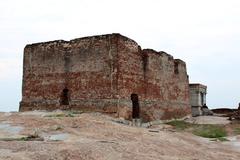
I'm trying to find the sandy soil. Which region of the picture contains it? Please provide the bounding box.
[0,111,239,160]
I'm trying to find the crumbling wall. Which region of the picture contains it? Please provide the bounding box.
[117,47,190,121]
[20,35,120,112]
[140,50,190,121]
[116,36,145,119]
[20,33,191,121]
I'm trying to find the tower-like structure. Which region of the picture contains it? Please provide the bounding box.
[189,83,207,116]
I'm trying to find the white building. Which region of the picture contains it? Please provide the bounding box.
[189,84,207,116]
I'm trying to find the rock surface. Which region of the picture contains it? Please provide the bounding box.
[0,111,239,160]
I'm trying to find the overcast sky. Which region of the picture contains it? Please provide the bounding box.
[0,0,240,111]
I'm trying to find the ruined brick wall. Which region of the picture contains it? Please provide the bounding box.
[20,33,191,121]
[116,38,190,121]
[20,35,120,112]
[116,36,145,119]
[141,50,190,121]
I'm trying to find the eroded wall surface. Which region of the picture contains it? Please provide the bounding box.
[116,39,190,121]
[20,35,119,112]
[20,34,191,121]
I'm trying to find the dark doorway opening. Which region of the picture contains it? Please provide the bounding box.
[60,88,69,105]
[131,94,140,119]
[200,92,204,106]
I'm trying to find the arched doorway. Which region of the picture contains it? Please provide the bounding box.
[131,93,140,119]
[60,88,69,105]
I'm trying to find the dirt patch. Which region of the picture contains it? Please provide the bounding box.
[0,111,239,160]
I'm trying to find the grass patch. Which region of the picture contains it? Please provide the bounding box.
[44,111,84,118]
[44,113,75,118]
[166,120,193,130]
[166,120,228,139]
[234,128,240,134]
[69,110,84,114]
[193,125,227,138]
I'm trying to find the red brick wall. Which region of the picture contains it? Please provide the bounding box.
[20,35,120,112]
[20,34,191,121]
[116,39,191,121]
[140,50,191,121]
[116,36,144,119]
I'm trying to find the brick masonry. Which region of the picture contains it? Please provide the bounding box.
[19,33,191,122]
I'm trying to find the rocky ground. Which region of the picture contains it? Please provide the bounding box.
[0,111,240,160]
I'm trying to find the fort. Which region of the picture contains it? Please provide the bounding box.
[19,33,191,122]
